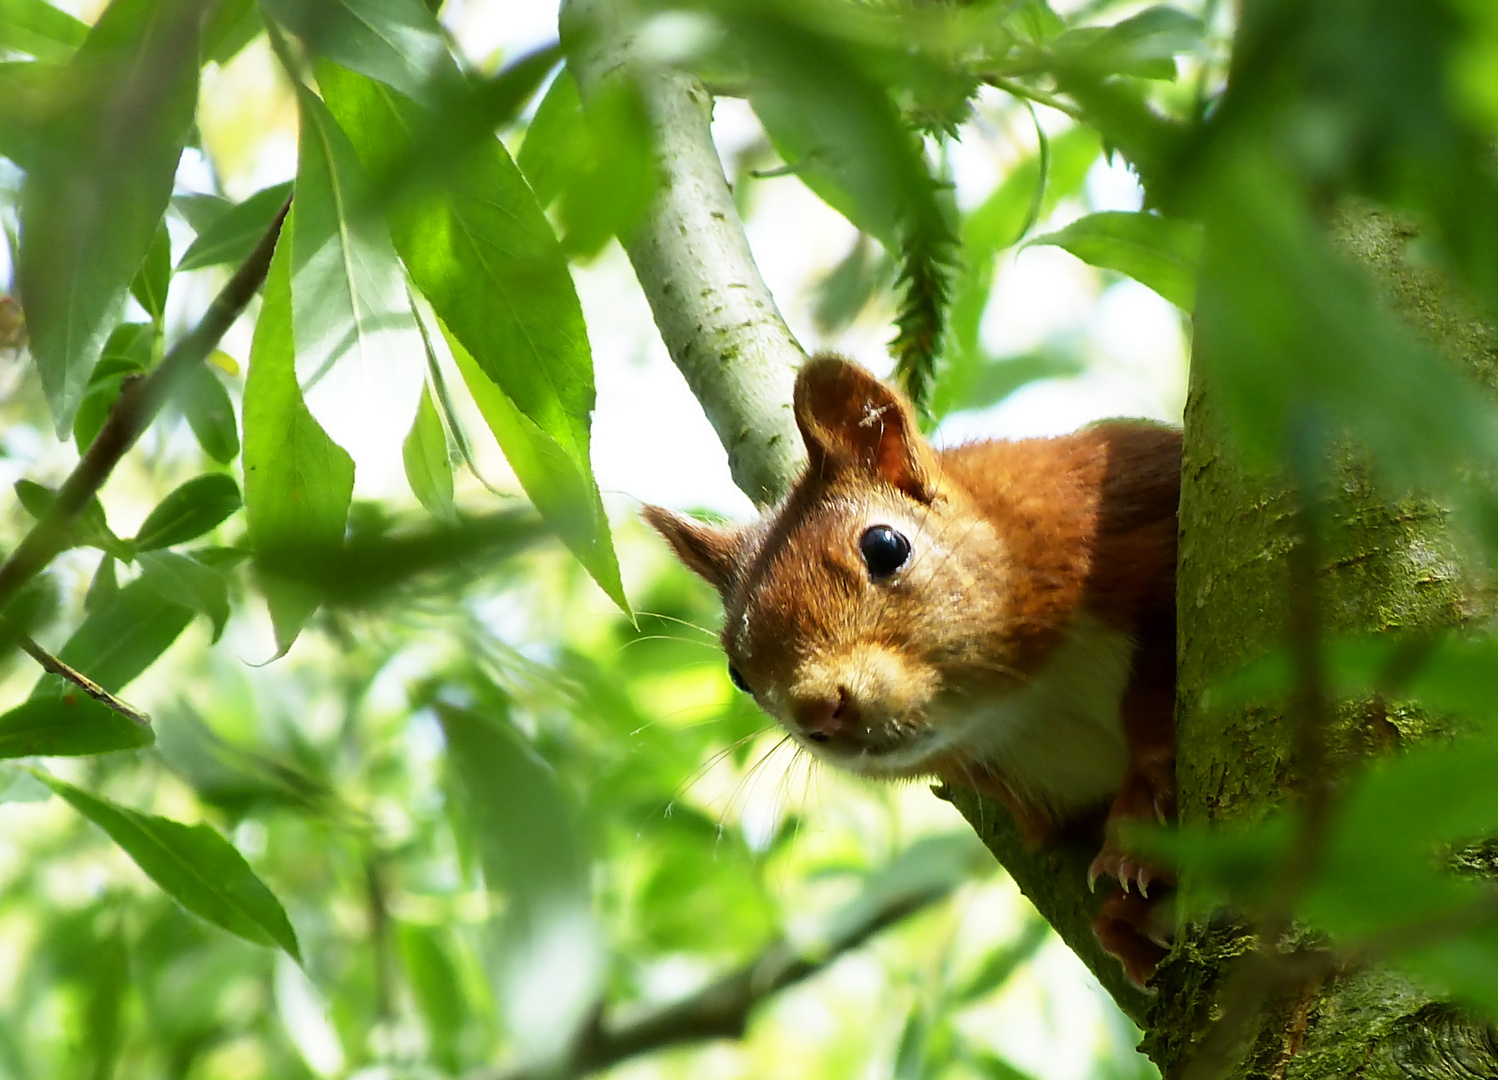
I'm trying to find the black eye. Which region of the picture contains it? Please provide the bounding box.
[728,665,752,693]
[860,525,911,579]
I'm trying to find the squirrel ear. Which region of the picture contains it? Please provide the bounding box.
[643,505,743,594]
[793,354,938,500]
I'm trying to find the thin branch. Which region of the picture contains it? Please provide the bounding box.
[15,632,151,726]
[0,200,290,620]
[479,877,956,1080]
[559,0,805,507]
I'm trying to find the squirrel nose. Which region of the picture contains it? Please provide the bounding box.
[794,687,852,742]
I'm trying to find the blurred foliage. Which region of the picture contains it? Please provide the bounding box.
[4,0,1498,1075]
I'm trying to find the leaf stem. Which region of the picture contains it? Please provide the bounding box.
[986,76,1086,123]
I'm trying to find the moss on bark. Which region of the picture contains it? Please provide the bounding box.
[1149,205,1498,1078]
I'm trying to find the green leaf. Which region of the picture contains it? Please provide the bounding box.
[435,701,599,1061]
[403,385,454,521]
[736,14,945,251]
[0,59,60,169]
[318,64,628,613]
[172,191,234,234]
[513,68,653,255]
[290,87,423,449]
[135,474,243,552]
[18,0,202,434]
[14,479,127,557]
[203,0,261,65]
[0,0,88,61]
[0,695,153,758]
[36,772,301,959]
[177,364,241,464]
[138,551,231,643]
[176,181,292,272]
[517,67,589,210]
[39,576,194,695]
[397,923,467,1072]
[84,554,119,614]
[258,0,453,105]
[1059,6,1205,81]
[1029,210,1202,310]
[242,220,355,655]
[130,219,171,322]
[451,333,627,613]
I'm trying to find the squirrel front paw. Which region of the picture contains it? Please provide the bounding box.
[1093,888,1172,988]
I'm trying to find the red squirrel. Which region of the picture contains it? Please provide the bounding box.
[645,355,1180,985]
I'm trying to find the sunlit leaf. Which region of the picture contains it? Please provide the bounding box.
[319,63,629,613]
[18,0,201,433]
[403,385,455,521]
[135,474,243,552]
[14,478,127,557]
[138,552,232,643]
[1029,210,1202,310]
[0,695,152,758]
[176,181,292,272]
[36,772,301,959]
[258,0,453,105]
[517,67,589,210]
[242,220,355,655]
[451,334,627,613]
[290,85,423,455]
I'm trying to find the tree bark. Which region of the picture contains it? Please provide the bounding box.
[1151,205,1498,1078]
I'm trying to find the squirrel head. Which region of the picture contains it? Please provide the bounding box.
[645,355,1021,779]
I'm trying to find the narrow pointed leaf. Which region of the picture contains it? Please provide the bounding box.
[177,181,293,272]
[319,64,628,612]
[242,222,355,655]
[135,474,242,552]
[1029,210,1202,310]
[0,0,88,61]
[177,364,241,463]
[138,552,231,643]
[0,696,152,758]
[258,0,452,105]
[18,0,201,433]
[130,219,171,321]
[36,577,194,696]
[436,701,599,1061]
[37,772,301,959]
[290,87,423,454]
[403,385,454,520]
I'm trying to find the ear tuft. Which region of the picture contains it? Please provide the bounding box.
[793,354,938,500]
[642,505,743,595]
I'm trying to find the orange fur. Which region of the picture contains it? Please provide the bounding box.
[645,355,1181,984]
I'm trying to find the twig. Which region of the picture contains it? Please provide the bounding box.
[15,633,151,726]
[0,200,290,621]
[478,877,957,1080]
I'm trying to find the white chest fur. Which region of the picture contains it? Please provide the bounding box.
[949,613,1133,816]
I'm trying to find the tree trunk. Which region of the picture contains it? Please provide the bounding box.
[1144,205,1498,1078]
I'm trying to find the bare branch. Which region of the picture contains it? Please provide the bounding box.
[479,872,957,1080]
[559,0,805,507]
